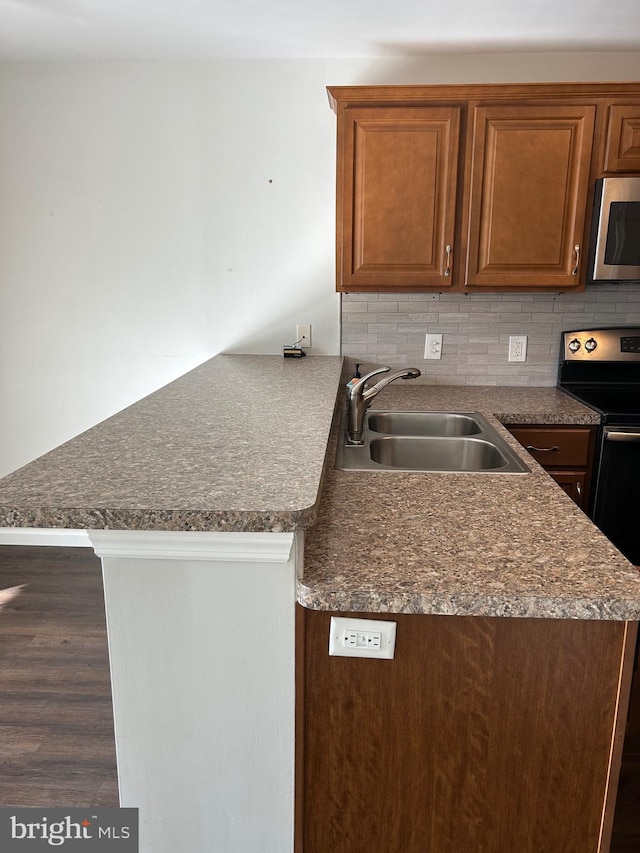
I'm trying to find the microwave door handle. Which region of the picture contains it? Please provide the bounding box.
[605,429,640,443]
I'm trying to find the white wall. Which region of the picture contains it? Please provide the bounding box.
[2,53,640,477]
[0,63,212,477]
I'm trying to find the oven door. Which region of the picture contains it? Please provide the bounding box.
[592,426,640,565]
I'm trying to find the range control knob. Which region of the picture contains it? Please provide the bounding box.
[568,338,581,353]
[584,338,598,352]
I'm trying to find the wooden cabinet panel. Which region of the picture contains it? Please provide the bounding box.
[298,607,635,853]
[549,470,588,509]
[336,106,460,291]
[506,425,595,510]
[465,105,595,289]
[329,84,640,293]
[506,426,591,467]
[604,104,640,173]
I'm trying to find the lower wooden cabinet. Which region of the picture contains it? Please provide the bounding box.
[296,607,636,853]
[505,425,595,510]
[550,470,589,505]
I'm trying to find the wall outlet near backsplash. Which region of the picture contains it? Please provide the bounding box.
[508,335,527,362]
[341,285,640,387]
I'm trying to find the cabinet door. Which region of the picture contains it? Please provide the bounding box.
[336,106,460,291]
[465,105,596,289]
[603,104,640,173]
[549,471,588,509]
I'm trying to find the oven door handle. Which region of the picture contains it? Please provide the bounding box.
[604,428,640,443]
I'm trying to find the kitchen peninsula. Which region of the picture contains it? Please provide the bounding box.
[0,354,344,853]
[1,354,639,853]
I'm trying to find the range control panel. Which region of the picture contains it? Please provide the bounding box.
[562,328,640,362]
[621,336,640,354]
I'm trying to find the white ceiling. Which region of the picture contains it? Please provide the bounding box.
[1,0,640,61]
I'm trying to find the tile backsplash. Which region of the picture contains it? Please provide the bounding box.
[341,284,640,386]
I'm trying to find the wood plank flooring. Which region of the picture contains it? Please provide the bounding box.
[0,544,637,851]
[0,545,118,807]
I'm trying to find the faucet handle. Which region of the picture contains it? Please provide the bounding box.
[348,366,390,396]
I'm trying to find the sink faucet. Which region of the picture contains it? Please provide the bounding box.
[346,366,421,444]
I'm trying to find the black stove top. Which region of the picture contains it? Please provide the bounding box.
[560,386,640,423]
[558,327,640,425]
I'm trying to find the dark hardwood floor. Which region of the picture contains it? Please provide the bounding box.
[0,545,118,807]
[0,544,637,850]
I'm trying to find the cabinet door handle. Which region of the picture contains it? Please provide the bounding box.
[525,444,560,453]
[572,244,580,276]
[576,480,582,500]
[444,244,452,277]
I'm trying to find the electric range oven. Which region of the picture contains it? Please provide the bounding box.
[558,326,640,565]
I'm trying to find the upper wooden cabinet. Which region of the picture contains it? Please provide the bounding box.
[337,106,460,290]
[465,104,595,289]
[328,83,640,293]
[603,104,640,173]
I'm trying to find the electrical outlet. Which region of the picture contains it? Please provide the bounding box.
[424,333,443,360]
[296,324,311,349]
[328,616,397,659]
[508,335,527,362]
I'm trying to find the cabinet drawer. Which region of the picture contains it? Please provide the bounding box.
[507,427,591,468]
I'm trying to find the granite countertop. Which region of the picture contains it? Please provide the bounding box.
[2,356,640,620]
[0,354,344,533]
[299,384,640,621]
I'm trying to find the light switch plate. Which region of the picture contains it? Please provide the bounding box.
[424,333,443,360]
[328,616,397,659]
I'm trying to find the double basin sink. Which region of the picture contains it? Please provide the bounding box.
[336,411,530,474]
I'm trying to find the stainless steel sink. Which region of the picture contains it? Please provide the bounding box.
[370,436,508,471]
[336,410,529,474]
[368,411,482,437]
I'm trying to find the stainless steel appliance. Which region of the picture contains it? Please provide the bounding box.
[589,177,640,283]
[558,326,640,564]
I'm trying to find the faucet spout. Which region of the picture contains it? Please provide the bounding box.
[363,367,422,400]
[345,366,421,445]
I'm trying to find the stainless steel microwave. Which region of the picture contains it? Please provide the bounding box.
[589,177,640,283]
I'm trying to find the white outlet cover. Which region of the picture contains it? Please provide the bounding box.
[328,616,397,659]
[296,324,311,349]
[508,335,527,362]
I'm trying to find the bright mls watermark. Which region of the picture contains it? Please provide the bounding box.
[0,809,138,851]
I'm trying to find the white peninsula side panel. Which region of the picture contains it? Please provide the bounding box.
[89,530,301,853]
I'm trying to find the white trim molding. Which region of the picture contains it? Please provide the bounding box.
[88,529,297,563]
[0,527,92,547]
